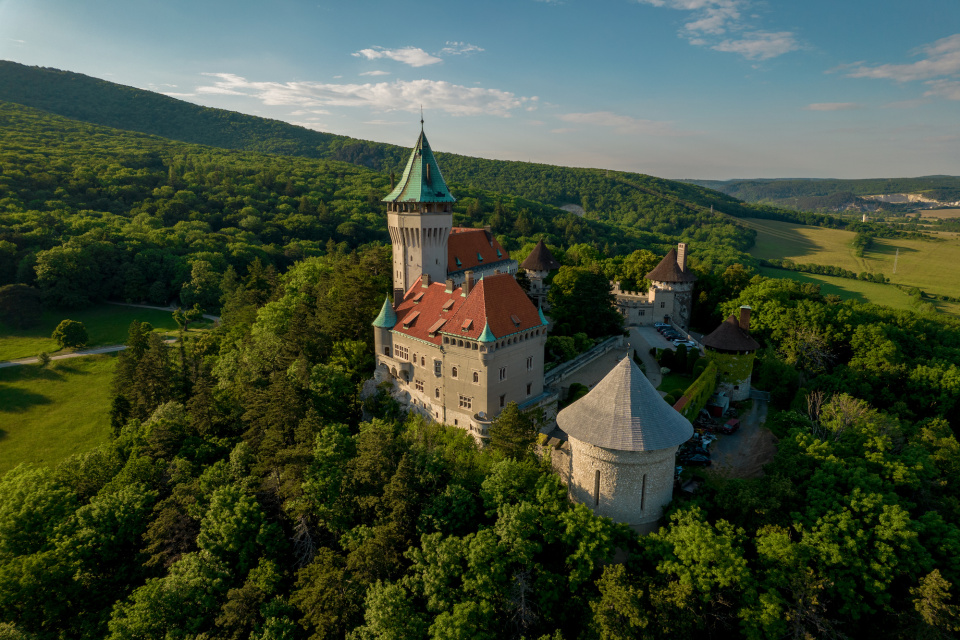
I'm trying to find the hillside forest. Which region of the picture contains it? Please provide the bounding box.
[1,65,960,640]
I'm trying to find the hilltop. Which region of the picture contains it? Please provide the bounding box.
[686,176,960,212]
[0,60,772,242]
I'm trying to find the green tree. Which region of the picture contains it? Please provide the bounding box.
[51,319,87,349]
[488,402,541,460]
[0,284,41,329]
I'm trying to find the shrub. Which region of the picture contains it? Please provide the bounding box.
[37,351,51,367]
[51,319,88,349]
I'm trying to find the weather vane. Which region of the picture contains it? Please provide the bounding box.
[420,105,424,130]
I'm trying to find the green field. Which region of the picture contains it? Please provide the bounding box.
[758,267,921,310]
[0,304,187,361]
[743,218,960,303]
[0,354,117,474]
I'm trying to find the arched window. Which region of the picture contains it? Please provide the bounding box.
[435,388,440,399]
[451,366,458,378]
[473,371,479,383]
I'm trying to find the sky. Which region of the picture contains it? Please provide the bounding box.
[1,0,958,180]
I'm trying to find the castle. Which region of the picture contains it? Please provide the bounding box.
[372,127,554,438]
[373,126,706,438]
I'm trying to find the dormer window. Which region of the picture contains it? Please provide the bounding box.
[510,314,521,326]
[442,299,454,311]
[402,310,420,328]
[412,292,424,303]
[461,319,473,332]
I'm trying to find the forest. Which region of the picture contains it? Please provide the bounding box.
[1,67,960,639]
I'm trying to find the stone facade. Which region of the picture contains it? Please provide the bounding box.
[612,243,697,331]
[567,437,679,534]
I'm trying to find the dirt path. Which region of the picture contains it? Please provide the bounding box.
[709,398,777,478]
[106,301,220,325]
[0,338,179,369]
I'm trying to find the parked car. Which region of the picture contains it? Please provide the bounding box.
[678,453,711,466]
[672,339,698,348]
[655,322,671,330]
[663,331,680,340]
[720,418,740,435]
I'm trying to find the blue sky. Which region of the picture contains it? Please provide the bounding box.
[1,0,958,179]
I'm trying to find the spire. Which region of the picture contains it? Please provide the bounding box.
[478,321,496,343]
[382,129,456,204]
[372,296,398,329]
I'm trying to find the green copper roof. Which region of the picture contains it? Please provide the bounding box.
[538,307,548,326]
[383,130,456,204]
[372,296,397,328]
[478,321,496,343]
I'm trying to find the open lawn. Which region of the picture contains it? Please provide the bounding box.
[0,354,116,475]
[758,267,917,311]
[920,208,960,219]
[0,304,186,361]
[658,371,694,395]
[744,218,960,303]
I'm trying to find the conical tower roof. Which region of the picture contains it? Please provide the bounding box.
[520,239,561,271]
[557,357,693,452]
[372,296,397,328]
[645,249,697,283]
[702,315,760,352]
[383,129,456,203]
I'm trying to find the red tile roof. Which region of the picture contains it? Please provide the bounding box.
[391,273,542,344]
[446,273,542,340]
[448,228,510,274]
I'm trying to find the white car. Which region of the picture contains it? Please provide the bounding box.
[672,339,698,348]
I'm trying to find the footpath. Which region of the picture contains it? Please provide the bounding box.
[0,303,219,369]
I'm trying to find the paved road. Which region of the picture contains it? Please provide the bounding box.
[709,397,776,478]
[0,344,128,368]
[559,327,669,392]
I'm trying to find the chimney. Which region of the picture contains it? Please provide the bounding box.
[463,271,475,296]
[422,273,431,288]
[445,278,454,293]
[677,243,688,272]
[739,306,752,332]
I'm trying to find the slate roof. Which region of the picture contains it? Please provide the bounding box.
[645,249,697,283]
[702,315,761,352]
[391,273,544,345]
[383,130,456,204]
[520,239,561,272]
[447,228,511,274]
[557,357,693,452]
[372,296,397,328]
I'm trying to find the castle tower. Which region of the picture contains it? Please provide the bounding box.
[645,243,697,330]
[520,239,561,308]
[702,306,760,401]
[556,357,693,534]
[383,127,455,303]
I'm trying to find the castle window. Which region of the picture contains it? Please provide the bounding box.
[421,356,426,366]
[499,367,507,381]
[435,388,440,399]
[526,383,532,396]
[415,379,424,392]
[639,310,645,316]
[383,346,391,357]
[472,343,478,350]
[499,394,505,408]
[594,470,600,506]
[434,361,442,376]
[473,371,479,383]
[459,395,472,409]
[660,302,665,308]
[526,356,533,371]
[395,345,409,360]
[452,366,458,379]
[641,474,647,512]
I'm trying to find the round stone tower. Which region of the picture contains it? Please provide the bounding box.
[702,305,760,401]
[556,357,693,534]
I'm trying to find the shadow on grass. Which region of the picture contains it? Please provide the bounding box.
[0,387,53,412]
[0,428,6,442]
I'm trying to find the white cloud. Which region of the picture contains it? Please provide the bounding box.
[195,73,531,116]
[360,70,390,76]
[557,111,689,136]
[712,30,798,60]
[924,78,960,101]
[163,92,197,98]
[804,102,865,111]
[844,34,960,82]
[440,41,485,55]
[636,0,798,60]
[352,46,442,67]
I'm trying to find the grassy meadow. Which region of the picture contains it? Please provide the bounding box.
[743,218,960,303]
[0,304,187,362]
[757,267,923,312]
[0,354,117,474]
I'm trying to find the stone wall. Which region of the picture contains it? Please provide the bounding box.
[568,437,678,534]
